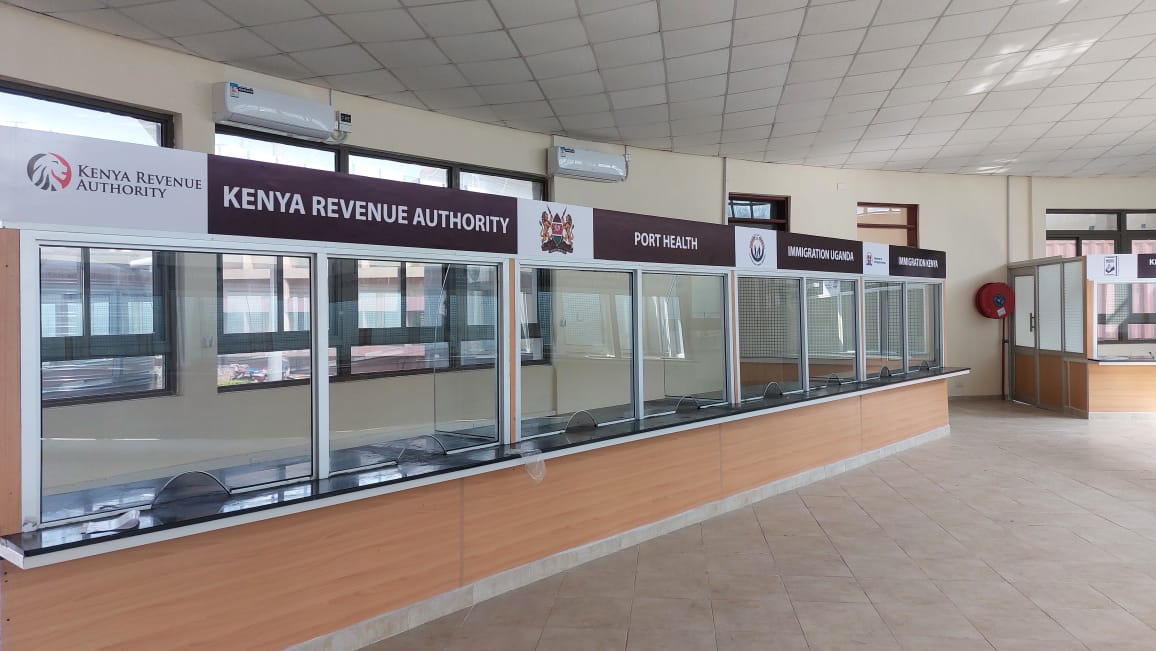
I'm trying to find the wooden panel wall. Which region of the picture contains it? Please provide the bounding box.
[1013,352,1036,403]
[861,381,949,451]
[1087,364,1156,412]
[1,379,952,651]
[2,482,462,651]
[461,426,722,583]
[719,399,861,496]
[0,230,20,534]
[1066,360,1088,411]
[1038,353,1064,409]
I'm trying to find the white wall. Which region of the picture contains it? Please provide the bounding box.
[7,4,1156,398]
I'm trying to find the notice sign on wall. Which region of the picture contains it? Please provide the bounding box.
[207,155,519,254]
[592,209,736,266]
[776,232,862,274]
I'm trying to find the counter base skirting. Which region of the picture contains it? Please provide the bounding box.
[1087,411,1156,421]
[287,424,952,651]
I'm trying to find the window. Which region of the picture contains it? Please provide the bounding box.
[1097,282,1156,346]
[520,268,634,438]
[641,273,727,415]
[217,254,313,389]
[327,259,500,472]
[40,248,314,523]
[806,278,858,386]
[737,277,802,400]
[40,247,174,404]
[864,281,904,378]
[213,128,546,199]
[1,82,169,146]
[1046,211,1156,257]
[727,194,789,230]
[857,203,917,246]
[907,283,942,370]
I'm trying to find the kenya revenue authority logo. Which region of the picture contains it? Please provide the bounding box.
[749,233,766,265]
[26,153,73,191]
[539,206,575,254]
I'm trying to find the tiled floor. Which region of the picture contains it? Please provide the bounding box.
[362,400,1156,650]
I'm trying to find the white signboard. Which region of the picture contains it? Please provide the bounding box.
[516,199,594,260]
[0,125,207,233]
[1087,254,1139,281]
[734,226,777,269]
[862,241,890,276]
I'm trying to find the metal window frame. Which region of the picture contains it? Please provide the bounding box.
[0,80,175,148]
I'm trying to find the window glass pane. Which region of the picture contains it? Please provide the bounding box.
[1127,214,1156,230]
[520,268,633,438]
[806,279,857,386]
[460,171,544,199]
[214,132,336,170]
[40,247,84,339]
[328,259,499,473]
[1132,240,1156,254]
[1046,213,1117,231]
[518,269,546,362]
[221,254,277,335]
[42,356,165,402]
[641,274,726,415]
[1064,261,1084,354]
[857,205,909,226]
[1,90,162,145]
[738,277,802,399]
[864,281,903,377]
[348,154,448,186]
[41,250,313,523]
[89,249,154,336]
[1097,283,1156,352]
[1083,239,1116,255]
[1014,275,1036,347]
[284,257,311,331]
[907,283,942,370]
[1038,264,1062,351]
[1046,239,1078,258]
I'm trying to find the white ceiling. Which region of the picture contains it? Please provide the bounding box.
[11,0,1156,176]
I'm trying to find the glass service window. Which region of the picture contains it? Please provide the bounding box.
[40,248,314,523]
[214,131,337,171]
[727,194,789,230]
[857,203,917,246]
[907,283,942,370]
[737,277,802,400]
[519,268,633,438]
[327,258,500,473]
[348,154,448,187]
[864,281,904,378]
[641,274,727,415]
[1,87,166,146]
[1098,282,1156,348]
[805,278,858,387]
[460,171,544,199]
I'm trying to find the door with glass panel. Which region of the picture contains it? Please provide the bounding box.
[1010,268,1038,405]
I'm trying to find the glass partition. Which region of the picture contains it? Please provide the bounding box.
[864,281,904,378]
[40,247,314,523]
[907,282,942,370]
[327,258,499,473]
[1063,261,1084,354]
[737,276,802,399]
[1097,281,1156,358]
[805,278,858,387]
[641,273,727,415]
[519,268,634,438]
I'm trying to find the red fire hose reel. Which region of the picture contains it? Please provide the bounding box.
[975,282,1015,319]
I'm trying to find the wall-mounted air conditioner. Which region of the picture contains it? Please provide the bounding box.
[212,82,339,141]
[547,146,628,182]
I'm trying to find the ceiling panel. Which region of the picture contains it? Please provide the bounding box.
[12,0,1156,176]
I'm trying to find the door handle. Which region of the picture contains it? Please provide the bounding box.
[1030,313,1036,332]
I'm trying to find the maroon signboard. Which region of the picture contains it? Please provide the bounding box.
[207,155,519,254]
[1140,253,1156,278]
[776,232,862,274]
[592,209,736,266]
[888,245,947,279]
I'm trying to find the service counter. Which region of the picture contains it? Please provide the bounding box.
[0,125,958,651]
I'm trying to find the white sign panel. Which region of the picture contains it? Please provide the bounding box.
[516,199,594,261]
[862,241,890,276]
[1087,254,1138,281]
[0,125,207,233]
[734,226,777,269]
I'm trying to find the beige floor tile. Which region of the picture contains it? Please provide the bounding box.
[964,610,1078,642]
[635,551,709,576]
[544,597,632,630]
[569,548,638,576]
[773,552,854,578]
[873,602,984,640]
[1046,606,1156,645]
[895,635,995,651]
[536,627,628,651]
[1014,581,1118,611]
[635,570,710,598]
[715,630,809,651]
[706,552,777,577]
[793,601,892,642]
[916,558,1001,581]
[625,628,717,651]
[637,525,703,555]
[708,571,789,601]
[559,568,636,599]
[362,611,466,651]
[858,578,953,606]
[934,579,1037,614]
[711,598,801,633]
[443,625,542,651]
[782,575,870,603]
[988,639,1087,651]
[629,596,715,632]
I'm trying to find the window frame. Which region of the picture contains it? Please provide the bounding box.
[856,202,919,247]
[1045,209,1156,257]
[726,193,790,231]
[2,79,174,148]
[39,247,178,407]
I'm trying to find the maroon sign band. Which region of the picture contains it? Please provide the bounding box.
[207,155,519,254]
[889,245,947,279]
[1140,253,1156,279]
[777,232,862,274]
[593,209,736,266]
